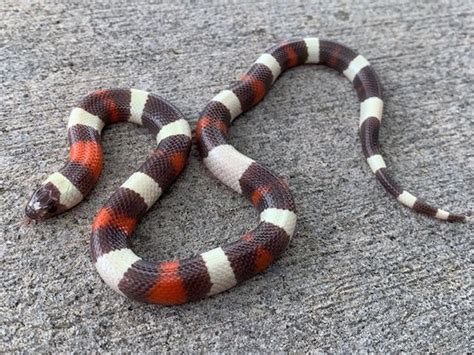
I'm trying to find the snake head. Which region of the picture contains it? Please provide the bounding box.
[25,183,64,220]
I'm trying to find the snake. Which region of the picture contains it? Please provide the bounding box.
[25,37,469,305]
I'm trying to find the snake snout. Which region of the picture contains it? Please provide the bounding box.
[25,202,44,220]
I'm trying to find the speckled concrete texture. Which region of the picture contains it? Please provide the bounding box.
[1,0,472,352]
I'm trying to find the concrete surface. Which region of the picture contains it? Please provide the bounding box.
[1,0,472,352]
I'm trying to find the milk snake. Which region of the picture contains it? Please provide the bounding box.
[26,38,469,304]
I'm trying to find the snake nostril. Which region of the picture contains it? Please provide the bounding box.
[25,201,43,220]
[25,205,36,218]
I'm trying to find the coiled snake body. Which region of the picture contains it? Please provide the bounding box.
[26,38,468,304]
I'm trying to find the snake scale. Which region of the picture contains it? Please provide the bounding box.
[25,38,469,304]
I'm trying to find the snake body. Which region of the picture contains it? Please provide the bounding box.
[26,38,468,304]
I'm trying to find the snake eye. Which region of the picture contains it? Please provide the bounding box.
[47,203,58,214]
